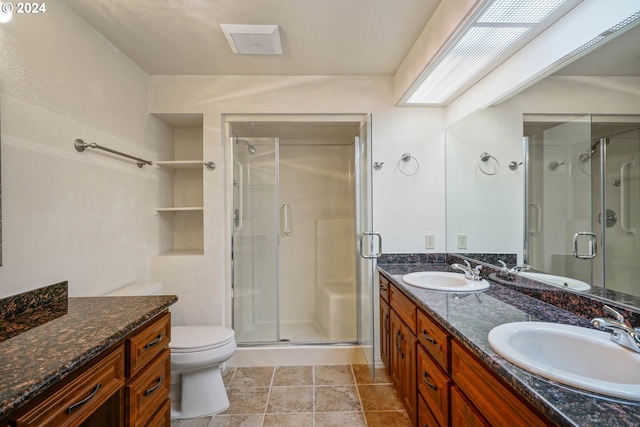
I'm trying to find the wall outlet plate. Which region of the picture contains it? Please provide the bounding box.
[458,234,467,249]
[425,234,435,250]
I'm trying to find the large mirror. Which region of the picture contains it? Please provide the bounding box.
[446,22,640,306]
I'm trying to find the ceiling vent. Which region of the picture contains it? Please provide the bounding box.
[221,24,282,55]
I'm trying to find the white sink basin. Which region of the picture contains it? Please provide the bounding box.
[488,322,640,400]
[520,272,591,291]
[402,271,490,292]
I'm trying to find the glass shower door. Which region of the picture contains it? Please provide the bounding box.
[356,115,378,376]
[525,115,595,286]
[232,137,279,343]
[601,133,640,296]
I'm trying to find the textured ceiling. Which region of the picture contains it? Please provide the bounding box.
[62,0,441,76]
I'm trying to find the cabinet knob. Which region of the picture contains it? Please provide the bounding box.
[204,161,216,170]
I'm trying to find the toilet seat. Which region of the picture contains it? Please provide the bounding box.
[171,326,235,353]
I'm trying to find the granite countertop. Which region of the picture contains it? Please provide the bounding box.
[0,294,177,420]
[378,262,640,427]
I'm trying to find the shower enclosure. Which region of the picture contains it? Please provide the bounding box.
[230,119,376,353]
[525,114,640,297]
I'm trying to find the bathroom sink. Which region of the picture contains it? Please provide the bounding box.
[402,271,489,292]
[520,272,591,291]
[488,322,640,400]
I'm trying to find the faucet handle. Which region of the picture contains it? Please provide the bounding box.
[603,305,626,323]
[497,260,507,268]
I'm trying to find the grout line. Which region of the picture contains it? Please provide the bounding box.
[351,364,369,426]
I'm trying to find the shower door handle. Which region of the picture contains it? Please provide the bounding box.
[573,232,597,259]
[359,231,382,259]
[282,202,292,236]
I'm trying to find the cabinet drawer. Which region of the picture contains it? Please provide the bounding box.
[451,386,489,427]
[417,345,450,427]
[14,348,124,427]
[390,285,417,334]
[418,393,441,427]
[126,349,171,427]
[417,309,450,372]
[379,274,390,303]
[452,341,549,427]
[144,398,171,427]
[126,312,171,378]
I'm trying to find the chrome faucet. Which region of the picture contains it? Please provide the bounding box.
[591,305,640,354]
[497,260,530,280]
[451,260,483,281]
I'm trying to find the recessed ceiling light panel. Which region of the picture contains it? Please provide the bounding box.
[221,24,282,55]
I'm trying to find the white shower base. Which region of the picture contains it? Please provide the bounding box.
[235,320,355,343]
[227,344,367,367]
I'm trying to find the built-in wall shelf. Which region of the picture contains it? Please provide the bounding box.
[155,207,204,213]
[155,160,203,170]
[153,112,204,254]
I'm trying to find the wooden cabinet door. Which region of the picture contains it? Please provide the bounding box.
[380,297,391,373]
[389,310,403,392]
[451,386,489,427]
[399,322,417,426]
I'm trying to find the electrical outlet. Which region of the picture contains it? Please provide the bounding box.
[425,234,435,250]
[457,234,467,249]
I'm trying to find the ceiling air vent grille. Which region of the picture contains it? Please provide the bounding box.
[221,24,282,55]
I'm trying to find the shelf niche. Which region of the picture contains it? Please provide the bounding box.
[154,113,204,256]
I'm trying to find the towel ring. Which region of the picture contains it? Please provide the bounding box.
[398,152,419,176]
[479,152,499,176]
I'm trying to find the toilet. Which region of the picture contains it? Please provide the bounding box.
[106,282,236,419]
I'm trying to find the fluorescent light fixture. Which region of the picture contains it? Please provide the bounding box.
[404,0,575,105]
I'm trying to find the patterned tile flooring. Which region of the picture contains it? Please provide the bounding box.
[171,364,412,427]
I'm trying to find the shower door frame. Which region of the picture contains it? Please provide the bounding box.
[225,114,375,356]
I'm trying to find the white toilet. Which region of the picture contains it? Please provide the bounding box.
[106,282,236,419]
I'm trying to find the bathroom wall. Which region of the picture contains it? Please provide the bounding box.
[149,76,446,326]
[0,5,173,297]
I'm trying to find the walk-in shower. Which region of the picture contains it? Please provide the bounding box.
[230,122,366,346]
[525,114,640,298]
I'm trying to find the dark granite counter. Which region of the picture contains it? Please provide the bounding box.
[0,289,177,420]
[378,261,640,427]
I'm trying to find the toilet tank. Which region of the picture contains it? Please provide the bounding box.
[106,281,164,296]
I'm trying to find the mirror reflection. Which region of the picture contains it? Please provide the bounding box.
[446,22,640,305]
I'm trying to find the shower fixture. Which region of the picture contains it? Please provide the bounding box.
[236,139,257,155]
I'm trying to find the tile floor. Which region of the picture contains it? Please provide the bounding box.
[171,364,412,427]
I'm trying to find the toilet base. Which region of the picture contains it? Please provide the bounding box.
[170,365,230,419]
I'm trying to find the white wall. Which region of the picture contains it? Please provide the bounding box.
[149,76,446,326]
[0,5,173,297]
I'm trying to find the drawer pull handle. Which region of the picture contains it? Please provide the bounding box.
[422,371,437,391]
[67,383,101,414]
[145,333,165,350]
[422,330,437,345]
[380,284,387,291]
[145,376,164,396]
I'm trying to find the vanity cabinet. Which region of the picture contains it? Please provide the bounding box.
[379,275,552,427]
[5,311,172,427]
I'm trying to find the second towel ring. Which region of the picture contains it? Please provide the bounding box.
[479,152,499,176]
[398,152,420,176]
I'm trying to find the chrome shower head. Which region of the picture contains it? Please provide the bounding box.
[237,139,257,155]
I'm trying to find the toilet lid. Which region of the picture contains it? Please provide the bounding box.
[170,326,235,352]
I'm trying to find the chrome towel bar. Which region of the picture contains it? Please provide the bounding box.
[74,139,153,168]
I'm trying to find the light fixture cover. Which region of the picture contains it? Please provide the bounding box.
[221,24,282,55]
[404,0,575,105]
